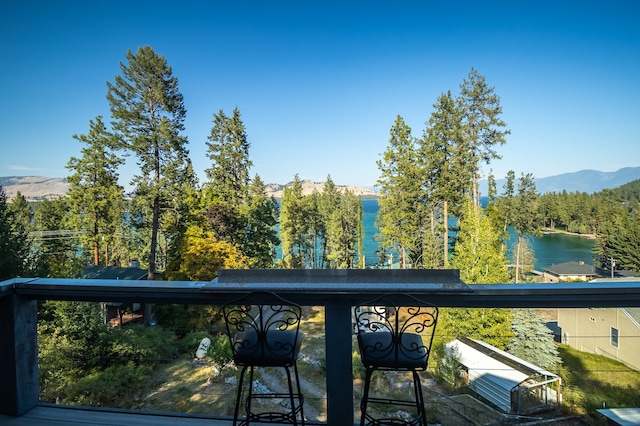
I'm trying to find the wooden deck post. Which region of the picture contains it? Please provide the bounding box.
[0,294,39,416]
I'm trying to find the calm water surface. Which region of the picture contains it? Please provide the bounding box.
[361,199,595,270]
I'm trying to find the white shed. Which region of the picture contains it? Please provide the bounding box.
[445,337,561,414]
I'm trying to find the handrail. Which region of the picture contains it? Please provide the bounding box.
[2,270,640,425]
[5,275,640,307]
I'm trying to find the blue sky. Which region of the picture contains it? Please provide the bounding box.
[1,1,639,190]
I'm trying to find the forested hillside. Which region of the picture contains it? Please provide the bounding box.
[613,178,640,201]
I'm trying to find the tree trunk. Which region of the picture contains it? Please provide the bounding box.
[515,236,521,283]
[443,200,449,268]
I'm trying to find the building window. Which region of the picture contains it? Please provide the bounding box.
[610,327,619,348]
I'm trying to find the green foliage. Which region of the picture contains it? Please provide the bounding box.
[154,303,224,336]
[175,331,231,365]
[204,107,252,206]
[557,345,640,419]
[39,301,177,406]
[352,351,366,380]
[9,191,33,231]
[62,362,153,407]
[280,175,311,268]
[325,190,364,268]
[0,185,30,280]
[458,68,510,205]
[612,178,640,202]
[107,45,193,278]
[439,307,514,350]
[435,344,465,392]
[28,198,84,278]
[507,309,562,370]
[451,197,510,284]
[165,225,247,281]
[209,334,233,366]
[242,175,280,268]
[66,116,125,266]
[376,115,425,268]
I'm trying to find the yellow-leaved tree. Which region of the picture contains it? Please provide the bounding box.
[168,225,247,281]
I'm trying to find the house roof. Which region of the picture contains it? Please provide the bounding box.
[623,308,640,327]
[543,261,597,276]
[82,266,149,280]
[445,337,559,412]
[597,408,640,425]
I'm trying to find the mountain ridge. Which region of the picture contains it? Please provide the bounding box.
[2,167,639,201]
[479,166,640,196]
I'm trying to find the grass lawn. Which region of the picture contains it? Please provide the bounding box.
[558,344,640,420]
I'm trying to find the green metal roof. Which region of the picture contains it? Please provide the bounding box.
[82,266,148,281]
[543,261,597,276]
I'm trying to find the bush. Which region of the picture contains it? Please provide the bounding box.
[63,362,153,407]
[352,351,366,380]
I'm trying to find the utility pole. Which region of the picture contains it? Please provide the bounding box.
[610,257,617,279]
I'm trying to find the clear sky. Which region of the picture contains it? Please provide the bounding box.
[1,1,639,190]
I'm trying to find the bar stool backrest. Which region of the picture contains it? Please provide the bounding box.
[355,294,438,371]
[223,291,303,367]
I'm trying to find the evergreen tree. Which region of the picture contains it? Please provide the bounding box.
[204,107,252,244]
[325,190,364,268]
[450,197,510,284]
[280,175,311,268]
[317,176,341,267]
[458,68,510,206]
[445,196,512,349]
[9,191,33,232]
[66,116,125,266]
[107,46,191,280]
[421,90,471,266]
[376,115,423,268]
[29,198,83,278]
[512,173,541,282]
[601,211,640,272]
[243,175,280,268]
[0,185,30,280]
[507,309,562,370]
[204,107,252,205]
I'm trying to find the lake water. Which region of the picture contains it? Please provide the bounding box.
[360,199,595,270]
[275,199,595,270]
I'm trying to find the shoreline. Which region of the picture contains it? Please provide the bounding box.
[542,228,596,239]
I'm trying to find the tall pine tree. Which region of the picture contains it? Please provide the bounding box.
[107,46,192,279]
[376,115,423,268]
[458,68,510,206]
[66,116,125,266]
[0,185,30,280]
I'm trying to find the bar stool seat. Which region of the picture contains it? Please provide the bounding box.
[224,291,305,426]
[355,295,438,426]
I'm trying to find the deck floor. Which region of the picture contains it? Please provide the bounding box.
[0,405,329,425]
[0,405,237,426]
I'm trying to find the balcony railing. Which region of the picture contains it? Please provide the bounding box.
[2,269,640,425]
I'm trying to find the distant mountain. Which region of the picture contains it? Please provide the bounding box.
[264,180,379,199]
[0,176,69,201]
[480,167,640,195]
[3,168,639,201]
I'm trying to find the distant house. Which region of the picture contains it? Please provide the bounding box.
[82,265,154,326]
[445,337,561,414]
[542,261,601,282]
[557,278,640,371]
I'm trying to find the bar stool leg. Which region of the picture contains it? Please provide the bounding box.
[360,368,374,426]
[233,366,248,426]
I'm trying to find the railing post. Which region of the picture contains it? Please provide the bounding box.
[325,300,354,425]
[0,294,39,416]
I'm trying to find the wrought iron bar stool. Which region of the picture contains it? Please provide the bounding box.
[223,291,305,426]
[354,295,439,426]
